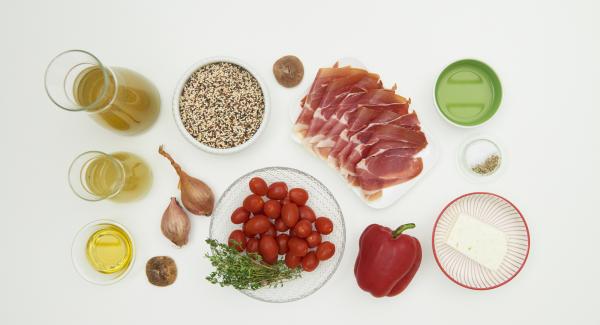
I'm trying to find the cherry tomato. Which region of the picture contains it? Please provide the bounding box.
[259,235,278,265]
[243,214,270,236]
[306,231,322,248]
[316,241,335,261]
[281,196,291,205]
[301,252,319,272]
[263,200,281,219]
[287,237,309,257]
[274,218,289,232]
[276,234,290,255]
[246,238,259,253]
[315,217,333,235]
[267,182,288,200]
[243,194,264,213]
[289,188,309,206]
[285,253,302,269]
[230,207,250,224]
[243,225,257,238]
[261,223,276,237]
[293,219,312,238]
[281,203,299,228]
[228,230,246,252]
[299,206,316,223]
[249,177,268,196]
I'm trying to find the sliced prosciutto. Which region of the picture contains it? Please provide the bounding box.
[345,144,423,186]
[321,90,410,162]
[303,72,382,148]
[337,123,427,178]
[355,154,424,200]
[330,109,420,170]
[293,63,429,202]
[295,65,365,139]
[314,100,409,158]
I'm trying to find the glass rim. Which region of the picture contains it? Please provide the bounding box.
[68,150,126,201]
[44,49,113,112]
[70,219,136,285]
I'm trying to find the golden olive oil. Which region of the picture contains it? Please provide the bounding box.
[84,152,152,202]
[86,225,133,274]
[73,66,160,134]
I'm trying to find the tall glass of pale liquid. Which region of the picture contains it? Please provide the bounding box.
[68,151,153,202]
[45,50,160,134]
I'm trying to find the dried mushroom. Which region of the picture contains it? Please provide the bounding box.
[273,55,304,88]
[146,256,177,287]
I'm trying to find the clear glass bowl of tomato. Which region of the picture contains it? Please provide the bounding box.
[209,167,346,303]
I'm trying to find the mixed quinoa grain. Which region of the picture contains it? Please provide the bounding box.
[179,62,265,149]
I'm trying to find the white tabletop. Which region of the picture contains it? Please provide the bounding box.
[1,0,598,324]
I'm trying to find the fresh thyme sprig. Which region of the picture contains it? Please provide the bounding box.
[205,239,302,290]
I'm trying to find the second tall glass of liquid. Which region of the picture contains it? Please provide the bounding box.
[68,151,153,202]
[45,50,160,135]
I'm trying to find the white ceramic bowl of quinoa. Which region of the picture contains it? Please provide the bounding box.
[173,56,270,154]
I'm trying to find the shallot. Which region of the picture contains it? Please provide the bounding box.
[159,145,215,216]
[161,197,191,247]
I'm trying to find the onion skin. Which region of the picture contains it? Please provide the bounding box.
[159,145,215,216]
[161,197,191,247]
[179,171,214,215]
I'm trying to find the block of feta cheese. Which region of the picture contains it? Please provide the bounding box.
[445,212,508,271]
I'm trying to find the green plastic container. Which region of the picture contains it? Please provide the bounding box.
[434,59,502,127]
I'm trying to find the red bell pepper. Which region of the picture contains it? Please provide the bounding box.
[354,223,422,297]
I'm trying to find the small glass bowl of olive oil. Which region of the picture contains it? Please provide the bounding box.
[71,220,135,285]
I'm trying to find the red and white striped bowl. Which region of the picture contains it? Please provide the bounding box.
[432,192,530,290]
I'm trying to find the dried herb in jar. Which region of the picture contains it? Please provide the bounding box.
[471,154,501,175]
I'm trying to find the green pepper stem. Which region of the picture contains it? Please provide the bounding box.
[392,223,416,238]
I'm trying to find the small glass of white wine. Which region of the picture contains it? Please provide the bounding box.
[71,220,135,285]
[68,151,153,202]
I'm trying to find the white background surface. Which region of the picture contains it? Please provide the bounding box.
[1,0,598,324]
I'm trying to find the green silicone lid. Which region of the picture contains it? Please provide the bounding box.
[435,59,502,127]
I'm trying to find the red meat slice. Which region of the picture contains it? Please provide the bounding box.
[345,145,422,186]
[314,101,409,158]
[294,65,345,138]
[323,90,410,162]
[296,64,430,201]
[355,153,424,200]
[331,112,423,171]
[303,72,380,146]
[361,143,422,160]
[294,65,366,139]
